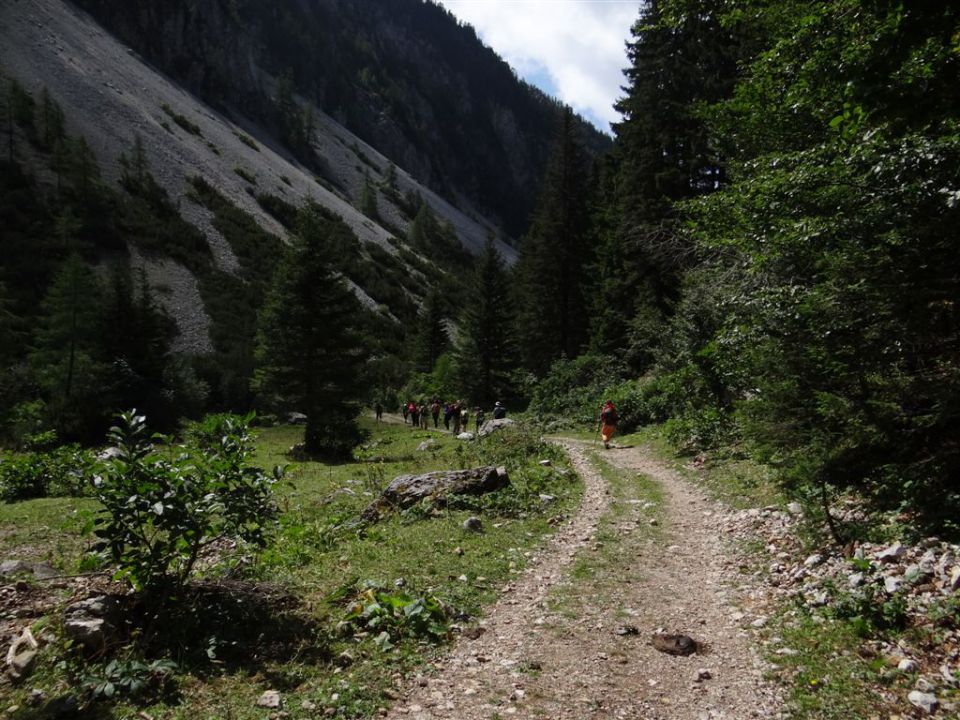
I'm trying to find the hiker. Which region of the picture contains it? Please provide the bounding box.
[492,401,506,420]
[443,402,453,430]
[599,400,618,449]
[409,402,420,428]
[401,402,410,424]
[451,401,461,434]
[375,402,383,422]
[475,407,485,434]
[419,402,429,430]
[460,405,469,433]
[431,399,441,428]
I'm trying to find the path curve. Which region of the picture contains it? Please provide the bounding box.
[386,439,783,719]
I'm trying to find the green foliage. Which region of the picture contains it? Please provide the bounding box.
[0,442,95,501]
[90,410,281,591]
[336,581,451,651]
[78,657,178,703]
[253,205,370,458]
[828,583,909,639]
[233,166,256,184]
[526,353,629,426]
[160,103,202,137]
[514,109,592,375]
[453,239,517,405]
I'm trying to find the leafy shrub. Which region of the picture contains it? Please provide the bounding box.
[79,657,178,703]
[0,443,95,501]
[335,581,451,651]
[90,410,283,591]
[527,354,630,426]
[828,583,909,638]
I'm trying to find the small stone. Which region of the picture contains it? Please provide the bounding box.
[539,494,556,505]
[751,617,767,628]
[848,572,865,587]
[804,553,823,568]
[884,576,902,594]
[538,459,552,467]
[257,691,282,709]
[915,678,936,693]
[649,518,659,527]
[416,440,435,452]
[301,700,317,711]
[786,502,803,515]
[463,516,483,532]
[696,668,712,681]
[453,546,464,556]
[337,651,354,667]
[876,542,907,563]
[907,690,938,714]
[897,659,919,673]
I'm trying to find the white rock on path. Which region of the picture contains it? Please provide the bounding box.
[256,690,282,709]
[907,690,938,714]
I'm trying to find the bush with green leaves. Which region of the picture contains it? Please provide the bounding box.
[334,581,451,651]
[526,353,630,427]
[0,442,95,502]
[90,410,283,591]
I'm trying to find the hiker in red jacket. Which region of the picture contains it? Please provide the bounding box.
[599,400,618,449]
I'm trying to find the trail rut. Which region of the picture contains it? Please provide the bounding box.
[386,440,783,720]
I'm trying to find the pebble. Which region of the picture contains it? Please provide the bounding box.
[907,690,938,714]
[257,691,282,709]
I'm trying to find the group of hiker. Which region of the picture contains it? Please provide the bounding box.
[387,398,507,434]
[373,396,620,448]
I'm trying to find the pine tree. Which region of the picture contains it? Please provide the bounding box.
[413,286,448,374]
[254,205,369,458]
[30,254,108,440]
[589,0,740,366]
[514,108,591,375]
[454,238,515,404]
[360,175,379,220]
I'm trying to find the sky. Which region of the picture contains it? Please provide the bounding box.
[434,0,640,134]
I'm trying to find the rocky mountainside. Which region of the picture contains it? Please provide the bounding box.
[1,0,602,354]
[69,0,608,239]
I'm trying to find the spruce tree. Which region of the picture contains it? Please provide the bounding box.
[515,108,591,375]
[413,286,448,374]
[254,205,369,458]
[454,239,515,404]
[30,254,108,440]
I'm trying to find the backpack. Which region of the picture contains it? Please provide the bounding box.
[602,405,618,424]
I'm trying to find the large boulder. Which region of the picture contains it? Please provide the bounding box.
[362,466,509,522]
[477,418,516,438]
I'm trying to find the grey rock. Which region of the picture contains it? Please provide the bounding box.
[884,576,903,594]
[361,466,508,521]
[457,432,475,441]
[786,502,803,515]
[257,690,282,709]
[7,648,38,681]
[848,572,865,587]
[539,494,556,505]
[907,690,938,714]
[416,440,435,452]
[898,659,919,673]
[803,553,823,568]
[64,595,119,619]
[63,618,111,653]
[916,677,936,693]
[651,632,698,656]
[950,566,960,591]
[0,560,57,579]
[286,412,307,425]
[463,516,483,532]
[477,417,516,438]
[876,542,907,562]
[538,459,552,467]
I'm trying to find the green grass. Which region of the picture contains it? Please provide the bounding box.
[0,418,582,719]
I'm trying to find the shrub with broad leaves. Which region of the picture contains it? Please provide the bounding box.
[90,410,283,591]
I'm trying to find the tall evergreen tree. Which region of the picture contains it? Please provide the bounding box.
[515,108,591,375]
[454,239,515,404]
[412,286,448,374]
[254,206,369,458]
[589,0,740,366]
[29,253,108,440]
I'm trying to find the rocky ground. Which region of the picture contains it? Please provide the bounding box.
[383,440,784,719]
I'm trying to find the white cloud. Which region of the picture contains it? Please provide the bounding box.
[435,0,638,132]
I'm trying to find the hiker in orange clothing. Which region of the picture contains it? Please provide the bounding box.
[598,400,618,449]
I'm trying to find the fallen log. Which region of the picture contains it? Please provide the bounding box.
[361,466,509,522]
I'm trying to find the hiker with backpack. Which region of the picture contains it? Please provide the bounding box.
[598,400,618,449]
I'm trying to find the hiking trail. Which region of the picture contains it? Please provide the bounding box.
[385,439,784,719]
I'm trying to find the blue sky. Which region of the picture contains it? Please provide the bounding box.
[435,0,640,133]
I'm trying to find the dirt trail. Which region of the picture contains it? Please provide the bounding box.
[386,440,783,720]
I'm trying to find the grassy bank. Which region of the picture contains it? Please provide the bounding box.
[0,417,582,718]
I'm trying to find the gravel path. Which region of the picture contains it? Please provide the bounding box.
[386,439,783,720]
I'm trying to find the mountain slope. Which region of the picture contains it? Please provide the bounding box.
[0,0,526,352]
[69,0,610,238]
